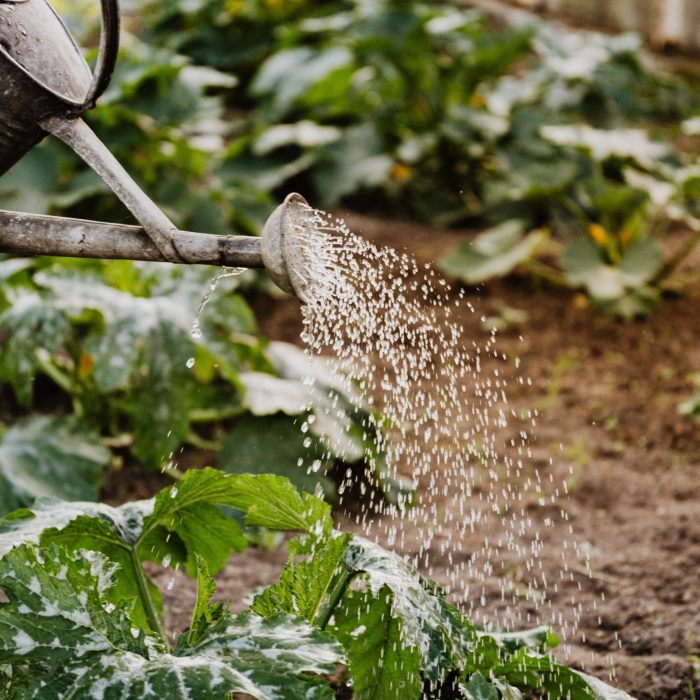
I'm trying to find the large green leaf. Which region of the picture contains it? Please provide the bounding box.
[462,636,634,699]
[332,586,423,700]
[0,544,342,700]
[0,294,71,406]
[0,416,110,516]
[219,413,334,496]
[440,222,546,284]
[461,671,500,700]
[0,499,160,630]
[343,536,475,682]
[0,469,329,559]
[0,470,330,627]
[37,273,194,469]
[311,123,394,205]
[252,532,351,623]
[540,125,670,170]
[251,46,354,117]
[561,236,662,317]
[0,544,146,661]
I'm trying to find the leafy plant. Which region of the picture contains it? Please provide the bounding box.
[135,0,700,316]
[0,258,394,513]
[0,470,633,699]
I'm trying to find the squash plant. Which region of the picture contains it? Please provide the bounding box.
[0,256,402,515]
[0,469,633,699]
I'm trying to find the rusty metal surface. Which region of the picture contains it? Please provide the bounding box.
[0,61,53,174]
[0,0,92,175]
[261,193,315,303]
[0,209,264,267]
[0,0,121,176]
[0,0,91,102]
[42,116,184,262]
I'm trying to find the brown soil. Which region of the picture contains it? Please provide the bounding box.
[138,211,698,699]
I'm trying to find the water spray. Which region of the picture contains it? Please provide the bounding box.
[0,0,313,302]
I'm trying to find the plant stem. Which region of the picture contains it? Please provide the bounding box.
[524,260,569,287]
[316,570,356,630]
[185,432,220,451]
[162,464,185,481]
[189,407,244,423]
[129,546,169,646]
[653,227,700,284]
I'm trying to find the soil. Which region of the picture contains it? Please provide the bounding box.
[114,211,699,699]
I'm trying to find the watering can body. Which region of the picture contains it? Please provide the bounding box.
[0,0,92,174]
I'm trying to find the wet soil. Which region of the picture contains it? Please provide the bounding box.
[122,211,699,699]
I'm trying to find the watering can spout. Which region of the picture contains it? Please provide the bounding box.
[0,192,316,302]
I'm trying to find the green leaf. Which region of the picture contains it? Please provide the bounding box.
[187,554,224,647]
[573,671,636,699]
[332,586,423,700]
[312,123,394,206]
[0,501,158,629]
[222,472,333,532]
[253,121,342,154]
[0,471,333,629]
[239,371,312,415]
[139,467,249,575]
[461,671,499,700]
[252,46,354,117]
[219,413,334,497]
[0,294,71,405]
[540,125,670,170]
[0,416,110,516]
[34,272,199,469]
[440,222,546,284]
[252,532,351,623]
[561,236,662,316]
[0,544,147,666]
[1,544,342,700]
[343,536,476,682]
[483,625,559,653]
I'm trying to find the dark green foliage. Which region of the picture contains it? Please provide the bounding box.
[0,474,634,699]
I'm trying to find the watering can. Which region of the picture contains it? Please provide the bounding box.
[0,0,313,301]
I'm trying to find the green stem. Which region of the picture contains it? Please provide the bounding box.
[524,260,569,287]
[34,350,75,395]
[316,570,357,630]
[653,227,700,284]
[184,432,220,451]
[189,407,243,424]
[129,546,168,646]
[162,464,185,481]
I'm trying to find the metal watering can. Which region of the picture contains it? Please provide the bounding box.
[0,0,312,301]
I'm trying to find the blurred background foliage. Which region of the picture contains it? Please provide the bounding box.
[4,0,699,315]
[0,0,699,502]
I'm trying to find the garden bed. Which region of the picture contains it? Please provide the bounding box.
[100,210,700,700]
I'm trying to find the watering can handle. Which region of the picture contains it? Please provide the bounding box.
[83,0,120,110]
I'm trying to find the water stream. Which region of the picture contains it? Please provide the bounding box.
[190,210,602,668]
[288,204,595,658]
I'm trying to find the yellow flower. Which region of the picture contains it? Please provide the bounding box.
[619,226,632,247]
[391,163,412,183]
[79,354,95,380]
[469,93,485,109]
[588,223,608,247]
